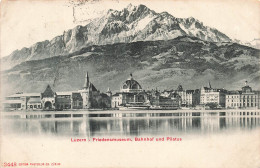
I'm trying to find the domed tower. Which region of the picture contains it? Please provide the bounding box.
[120,73,142,93]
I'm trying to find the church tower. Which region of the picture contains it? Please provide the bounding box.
[83,72,90,89]
[79,72,91,108]
[78,72,99,109]
[106,87,112,97]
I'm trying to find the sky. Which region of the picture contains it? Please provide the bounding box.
[0,0,259,57]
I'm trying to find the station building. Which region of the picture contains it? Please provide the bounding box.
[111,74,149,108]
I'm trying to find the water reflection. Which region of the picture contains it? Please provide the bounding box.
[2,116,260,137]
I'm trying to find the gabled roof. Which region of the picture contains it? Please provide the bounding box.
[42,85,55,97]
[89,83,98,91]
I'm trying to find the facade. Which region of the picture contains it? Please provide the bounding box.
[225,91,241,109]
[226,82,259,109]
[175,85,200,107]
[200,83,226,107]
[41,85,56,110]
[157,92,180,108]
[55,92,72,110]
[27,97,42,110]
[78,72,111,109]
[111,74,149,108]
[71,92,83,109]
[78,73,101,108]
[3,93,41,110]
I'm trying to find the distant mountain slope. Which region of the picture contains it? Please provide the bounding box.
[2,36,259,96]
[2,4,232,69]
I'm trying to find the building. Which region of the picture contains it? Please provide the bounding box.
[3,93,41,110]
[78,72,111,109]
[111,74,149,108]
[226,82,259,109]
[71,92,83,109]
[41,85,56,110]
[175,85,200,107]
[3,72,111,110]
[157,92,180,108]
[186,90,200,106]
[55,92,73,110]
[225,91,241,109]
[27,97,42,110]
[200,82,226,107]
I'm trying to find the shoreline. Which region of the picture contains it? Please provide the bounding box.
[1,108,260,116]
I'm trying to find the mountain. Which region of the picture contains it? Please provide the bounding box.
[234,38,260,50]
[2,36,259,96]
[245,39,260,49]
[2,4,232,70]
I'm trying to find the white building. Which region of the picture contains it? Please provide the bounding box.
[200,83,226,107]
[226,82,259,109]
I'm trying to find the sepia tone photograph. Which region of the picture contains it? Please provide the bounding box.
[0,0,260,167]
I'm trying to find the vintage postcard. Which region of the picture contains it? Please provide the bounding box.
[0,0,260,167]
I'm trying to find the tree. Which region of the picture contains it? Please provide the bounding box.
[206,102,218,109]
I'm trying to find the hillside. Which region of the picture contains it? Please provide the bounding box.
[2,36,259,96]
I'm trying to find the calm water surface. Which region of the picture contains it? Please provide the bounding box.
[2,112,260,138]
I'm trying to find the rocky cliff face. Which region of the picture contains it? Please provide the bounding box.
[2,4,232,69]
[2,36,259,96]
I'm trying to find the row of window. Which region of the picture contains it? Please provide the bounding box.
[228,99,257,102]
[27,105,41,109]
[227,95,257,99]
[57,95,71,98]
[228,103,258,107]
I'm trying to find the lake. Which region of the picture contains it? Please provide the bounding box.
[1,111,260,167]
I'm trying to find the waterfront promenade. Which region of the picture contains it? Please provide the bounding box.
[1,109,260,119]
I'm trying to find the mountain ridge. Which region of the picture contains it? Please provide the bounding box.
[3,4,232,69]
